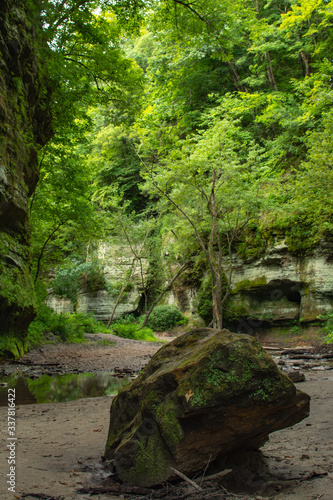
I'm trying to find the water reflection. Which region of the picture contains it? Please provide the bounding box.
[0,372,131,406]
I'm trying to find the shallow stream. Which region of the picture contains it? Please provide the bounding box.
[0,371,132,406]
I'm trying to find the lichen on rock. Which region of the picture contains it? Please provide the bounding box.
[105,328,310,487]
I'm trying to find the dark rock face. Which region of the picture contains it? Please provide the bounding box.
[105,328,310,487]
[0,0,52,337]
[226,241,333,329]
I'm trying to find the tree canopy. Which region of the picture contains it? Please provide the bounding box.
[29,0,333,328]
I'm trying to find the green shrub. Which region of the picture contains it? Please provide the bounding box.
[111,322,158,342]
[147,305,185,331]
[195,276,213,324]
[27,305,108,345]
[69,313,109,334]
[52,259,107,303]
[0,335,27,360]
[319,311,333,344]
[114,313,136,325]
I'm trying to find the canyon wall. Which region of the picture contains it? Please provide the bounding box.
[0,0,52,337]
[48,239,333,331]
[226,240,333,331]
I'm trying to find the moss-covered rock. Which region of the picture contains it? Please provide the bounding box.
[0,0,52,339]
[105,328,310,487]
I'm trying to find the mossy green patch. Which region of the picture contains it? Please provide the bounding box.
[155,396,183,451]
[105,328,306,487]
[231,276,268,294]
[116,426,173,487]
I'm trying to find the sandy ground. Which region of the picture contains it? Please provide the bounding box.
[0,333,332,500]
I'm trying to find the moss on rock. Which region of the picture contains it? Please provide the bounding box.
[0,0,52,343]
[105,328,310,487]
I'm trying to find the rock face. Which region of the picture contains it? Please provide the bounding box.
[227,240,333,329]
[48,241,149,320]
[0,0,52,337]
[105,328,310,487]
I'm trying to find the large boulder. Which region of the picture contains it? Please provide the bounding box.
[105,328,310,487]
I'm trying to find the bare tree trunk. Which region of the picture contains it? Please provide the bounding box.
[107,217,150,327]
[140,263,189,328]
[300,50,311,76]
[227,61,247,92]
[265,52,278,91]
[34,223,63,284]
[106,259,137,328]
[107,285,127,328]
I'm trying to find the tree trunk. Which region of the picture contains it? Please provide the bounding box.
[265,52,278,91]
[34,223,63,283]
[300,50,311,76]
[106,258,137,328]
[140,263,189,329]
[107,286,126,329]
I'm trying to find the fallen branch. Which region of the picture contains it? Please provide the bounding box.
[199,454,213,486]
[301,470,328,481]
[10,360,60,366]
[201,469,233,483]
[77,485,153,495]
[21,494,64,500]
[170,467,203,491]
[259,470,328,494]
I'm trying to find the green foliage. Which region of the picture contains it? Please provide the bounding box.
[41,2,144,132]
[147,306,185,331]
[70,313,110,334]
[111,322,158,341]
[28,308,110,344]
[97,339,116,346]
[0,335,27,360]
[8,0,333,344]
[27,303,84,344]
[27,281,109,346]
[195,275,213,324]
[52,260,107,303]
[89,125,147,213]
[319,311,333,344]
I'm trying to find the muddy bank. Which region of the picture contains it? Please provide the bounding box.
[0,334,164,379]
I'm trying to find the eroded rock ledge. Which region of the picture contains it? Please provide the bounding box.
[105,328,310,487]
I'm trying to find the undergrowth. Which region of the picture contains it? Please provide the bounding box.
[318,311,333,344]
[111,321,158,342]
[28,303,110,345]
[0,334,27,360]
[146,305,187,331]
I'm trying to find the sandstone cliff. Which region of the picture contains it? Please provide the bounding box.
[227,240,333,332]
[0,0,52,339]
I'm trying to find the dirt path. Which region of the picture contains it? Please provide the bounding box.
[0,334,332,500]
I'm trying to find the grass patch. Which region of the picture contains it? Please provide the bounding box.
[96,339,116,346]
[111,322,159,342]
[318,311,333,344]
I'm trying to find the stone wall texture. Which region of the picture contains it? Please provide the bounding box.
[227,240,333,329]
[0,0,52,335]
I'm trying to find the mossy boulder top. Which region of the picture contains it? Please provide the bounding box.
[105,328,310,487]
